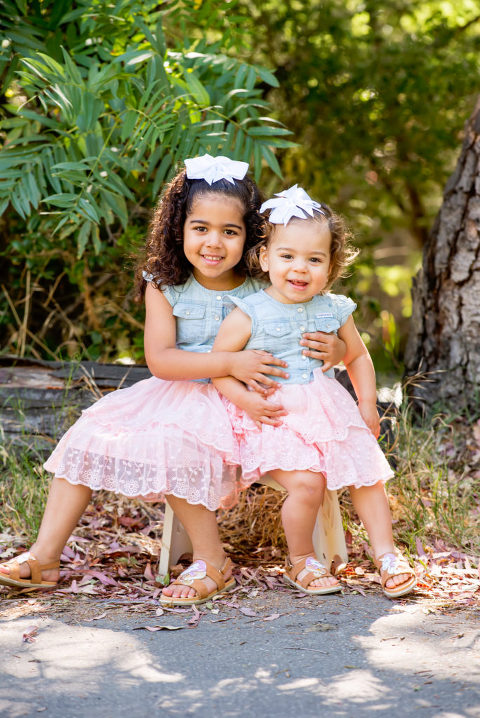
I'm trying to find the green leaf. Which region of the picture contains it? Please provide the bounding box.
[255,66,279,88]
[185,70,210,106]
[248,126,293,137]
[152,153,173,198]
[44,193,78,207]
[100,189,128,228]
[121,109,138,143]
[260,144,282,178]
[77,220,91,258]
[60,47,83,85]
[78,197,101,222]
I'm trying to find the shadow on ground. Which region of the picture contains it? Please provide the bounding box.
[0,592,479,717]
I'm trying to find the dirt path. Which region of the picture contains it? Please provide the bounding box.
[1,592,478,718]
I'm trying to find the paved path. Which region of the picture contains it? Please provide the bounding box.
[1,593,479,718]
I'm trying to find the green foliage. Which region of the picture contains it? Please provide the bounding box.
[0,0,292,255]
[235,0,480,247]
[0,0,294,359]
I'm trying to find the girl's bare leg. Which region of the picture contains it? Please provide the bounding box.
[0,477,92,582]
[161,496,230,600]
[269,469,339,589]
[349,481,411,589]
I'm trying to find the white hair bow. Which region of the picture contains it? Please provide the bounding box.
[260,184,324,225]
[185,154,249,185]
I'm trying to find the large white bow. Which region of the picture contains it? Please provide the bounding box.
[185,154,249,185]
[260,184,324,225]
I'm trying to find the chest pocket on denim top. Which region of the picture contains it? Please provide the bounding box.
[314,315,341,334]
[263,321,290,351]
[173,303,207,343]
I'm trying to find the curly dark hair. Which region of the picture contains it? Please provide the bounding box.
[246,203,359,291]
[134,169,265,300]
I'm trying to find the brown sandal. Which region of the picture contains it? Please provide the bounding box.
[284,555,341,595]
[374,551,416,599]
[160,557,236,606]
[0,551,60,590]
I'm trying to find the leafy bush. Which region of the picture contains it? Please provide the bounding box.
[0,0,293,360]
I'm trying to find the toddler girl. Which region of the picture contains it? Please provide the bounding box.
[0,159,345,601]
[213,185,416,598]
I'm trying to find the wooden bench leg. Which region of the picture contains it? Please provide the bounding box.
[312,489,348,574]
[157,499,193,582]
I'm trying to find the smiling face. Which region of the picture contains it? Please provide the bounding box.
[259,218,332,304]
[183,193,247,289]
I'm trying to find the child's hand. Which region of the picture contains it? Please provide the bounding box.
[230,350,289,393]
[300,332,346,372]
[242,392,286,429]
[358,400,380,438]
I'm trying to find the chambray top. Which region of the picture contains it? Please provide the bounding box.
[229,290,356,384]
[159,274,266,353]
[141,273,268,379]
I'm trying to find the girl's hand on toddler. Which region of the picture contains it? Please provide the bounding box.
[230,350,289,394]
[243,392,286,429]
[299,332,346,373]
[358,400,380,438]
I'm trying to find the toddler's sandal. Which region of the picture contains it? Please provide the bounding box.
[160,557,236,606]
[374,551,416,599]
[0,551,59,590]
[284,556,342,595]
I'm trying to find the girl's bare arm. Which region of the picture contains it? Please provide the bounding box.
[212,309,286,426]
[143,284,287,387]
[338,315,380,437]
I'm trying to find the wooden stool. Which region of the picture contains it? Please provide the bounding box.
[157,476,347,581]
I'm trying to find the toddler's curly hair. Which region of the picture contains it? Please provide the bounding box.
[246,203,359,290]
[135,169,265,300]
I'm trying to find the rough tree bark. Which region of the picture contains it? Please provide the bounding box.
[405,97,480,412]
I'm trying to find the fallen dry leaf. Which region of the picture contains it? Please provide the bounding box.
[22,625,39,643]
[239,606,257,617]
[133,625,184,631]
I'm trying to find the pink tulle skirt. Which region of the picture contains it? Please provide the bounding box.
[223,369,394,489]
[43,376,248,511]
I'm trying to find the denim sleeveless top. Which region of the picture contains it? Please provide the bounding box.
[143,273,266,383]
[160,274,266,353]
[230,290,356,385]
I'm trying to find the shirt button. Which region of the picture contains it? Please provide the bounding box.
[216,295,222,300]
[302,373,308,379]
[215,315,220,321]
[297,307,304,313]
[302,355,308,361]
[300,325,305,331]
[276,327,281,332]
[186,310,190,315]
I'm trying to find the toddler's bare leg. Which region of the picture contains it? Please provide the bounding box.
[161,496,229,600]
[0,477,92,582]
[349,481,411,589]
[269,469,339,589]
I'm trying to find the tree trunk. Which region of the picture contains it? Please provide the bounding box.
[404,98,480,412]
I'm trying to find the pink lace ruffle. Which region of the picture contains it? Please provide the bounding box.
[44,376,244,510]
[223,369,394,488]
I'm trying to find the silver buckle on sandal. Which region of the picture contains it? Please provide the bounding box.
[305,556,327,577]
[380,553,398,575]
[178,560,207,585]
